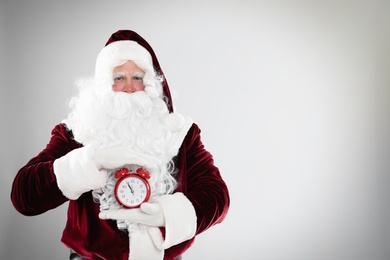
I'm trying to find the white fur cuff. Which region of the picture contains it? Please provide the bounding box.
[53,146,107,200]
[148,192,197,250]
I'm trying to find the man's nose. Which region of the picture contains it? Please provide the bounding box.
[123,80,136,93]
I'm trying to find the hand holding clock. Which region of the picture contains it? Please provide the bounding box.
[94,145,161,170]
[53,145,160,200]
[99,202,165,227]
[100,192,198,248]
[100,167,165,227]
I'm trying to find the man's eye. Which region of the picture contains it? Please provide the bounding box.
[114,76,125,81]
[133,76,143,81]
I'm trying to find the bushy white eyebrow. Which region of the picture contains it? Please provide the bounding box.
[133,71,145,78]
[113,72,126,79]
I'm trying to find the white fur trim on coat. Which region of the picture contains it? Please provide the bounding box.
[128,226,163,260]
[148,192,197,250]
[165,113,193,159]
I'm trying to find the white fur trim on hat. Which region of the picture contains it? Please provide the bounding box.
[94,41,155,94]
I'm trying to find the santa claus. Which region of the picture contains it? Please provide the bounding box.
[11,30,230,260]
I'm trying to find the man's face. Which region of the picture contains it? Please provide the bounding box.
[112,61,145,93]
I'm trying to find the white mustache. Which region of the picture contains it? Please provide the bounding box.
[103,91,153,120]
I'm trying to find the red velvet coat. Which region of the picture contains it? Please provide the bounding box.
[11,30,229,259]
[11,122,229,259]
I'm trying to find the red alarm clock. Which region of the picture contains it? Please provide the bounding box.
[114,167,151,208]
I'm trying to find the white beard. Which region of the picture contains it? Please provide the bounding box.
[63,78,177,229]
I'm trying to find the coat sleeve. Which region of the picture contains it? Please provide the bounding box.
[11,124,80,216]
[181,123,230,234]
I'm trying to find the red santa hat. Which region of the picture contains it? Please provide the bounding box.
[95,30,174,112]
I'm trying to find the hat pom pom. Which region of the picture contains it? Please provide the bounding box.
[165,113,184,132]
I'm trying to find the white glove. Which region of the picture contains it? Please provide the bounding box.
[94,146,161,170]
[99,193,197,250]
[99,202,165,227]
[54,145,160,200]
[53,145,107,200]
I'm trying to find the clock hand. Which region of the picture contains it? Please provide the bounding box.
[127,183,134,194]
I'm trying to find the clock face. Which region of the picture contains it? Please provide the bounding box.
[114,174,151,208]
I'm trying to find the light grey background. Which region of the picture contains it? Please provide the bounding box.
[1,0,389,259]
